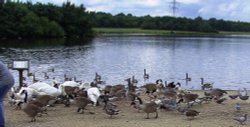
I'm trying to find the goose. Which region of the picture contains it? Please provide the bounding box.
[104,102,119,118]
[177,93,199,107]
[141,83,157,94]
[125,78,136,92]
[75,97,93,114]
[18,90,43,122]
[185,110,200,120]
[131,96,158,119]
[215,98,227,104]
[43,72,49,79]
[204,88,227,99]
[143,69,149,81]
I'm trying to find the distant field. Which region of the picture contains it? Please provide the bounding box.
[93,28,250,36]
[93,28,214,35]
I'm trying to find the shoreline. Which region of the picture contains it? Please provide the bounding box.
[93,28,250,37]
[4,90,250,127]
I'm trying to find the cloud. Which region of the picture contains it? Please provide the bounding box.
[18,0,250,21]
[197,0,250,21]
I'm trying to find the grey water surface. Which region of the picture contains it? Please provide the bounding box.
[1,35,250,90]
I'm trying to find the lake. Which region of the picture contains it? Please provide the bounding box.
[1,35,250,90]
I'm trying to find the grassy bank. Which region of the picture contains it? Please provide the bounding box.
[93,28,217,36]
[93,28,250,36]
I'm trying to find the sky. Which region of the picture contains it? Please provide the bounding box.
[20,0,250,22]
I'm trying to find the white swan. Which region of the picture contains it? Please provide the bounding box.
[87,87,101,106]
[28,82,61,97]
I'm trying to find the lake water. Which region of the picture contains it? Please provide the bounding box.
[1,35,250,90]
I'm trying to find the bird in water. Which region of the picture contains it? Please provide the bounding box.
[233,114,247,125]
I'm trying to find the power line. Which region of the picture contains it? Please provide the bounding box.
[169,0,178,17]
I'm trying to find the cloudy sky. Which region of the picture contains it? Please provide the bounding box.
[23,0,250,22]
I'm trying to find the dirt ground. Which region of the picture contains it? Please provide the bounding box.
[3,90,250,127]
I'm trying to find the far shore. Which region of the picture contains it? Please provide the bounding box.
[93,28,250,37]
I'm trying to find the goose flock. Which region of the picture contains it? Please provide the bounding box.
[5,70,250,126]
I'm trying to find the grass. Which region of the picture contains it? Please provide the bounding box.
[93,28,250,36]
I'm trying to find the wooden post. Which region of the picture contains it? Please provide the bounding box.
[18,70,24,89]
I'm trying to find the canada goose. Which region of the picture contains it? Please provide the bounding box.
[215,98,227,104]
[19,90,43,122]
[104,102,119,118]
[64,86,79,99]
[43,72,49,79]
[125,78,136,92]
[185,110,200,120]
[142,83,157,94]
[109,85,126,97]
[177,93,199,107]
[166,82,176,88]
[130,96,143,112]
[75,97,93,114]
[143,69,149,81]
[233,114,247,125]
[185,73,191,81]
[204,88,227,99]
[95,72,101,81]
[131,96,158,119]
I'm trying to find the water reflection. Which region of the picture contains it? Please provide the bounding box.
[1,36,250,90]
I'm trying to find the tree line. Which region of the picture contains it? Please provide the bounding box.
[1,1,250,39]
[0,1,93,38]
[89,12,250,33]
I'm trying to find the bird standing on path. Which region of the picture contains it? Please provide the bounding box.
[235,103,241,111]
[233,114,247,125]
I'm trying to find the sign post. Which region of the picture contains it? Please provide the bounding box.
[12,60,29,89]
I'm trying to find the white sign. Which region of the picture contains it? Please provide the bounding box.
[12,60,29,70]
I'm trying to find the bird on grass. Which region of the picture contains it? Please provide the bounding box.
[233,114,247,125]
